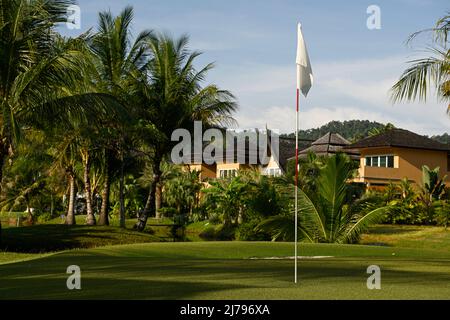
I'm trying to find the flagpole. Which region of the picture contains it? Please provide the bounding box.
[295,87,299,284]
[295,21,312,284]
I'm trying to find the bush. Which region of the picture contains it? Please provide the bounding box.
[199,226,216,240]
[236,219,271,241]
[198,224,236,241]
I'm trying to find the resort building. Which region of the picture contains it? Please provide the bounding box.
[344,129,450,188]
[289,132,360,161]
[186,132,312,180]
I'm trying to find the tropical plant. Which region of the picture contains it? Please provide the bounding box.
[133,34,237,231]
[421,165,447,200]
[203,175,253,226]
[259,154,389,243]
[163,169,202,218]
[368,123,396,137]
[391,14,450,108]
[88,6,152,226]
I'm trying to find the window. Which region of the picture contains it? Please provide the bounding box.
[265,168,281,177]
[365,155,395,168]
[219,169,237,178]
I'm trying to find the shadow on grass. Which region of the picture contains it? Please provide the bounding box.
[1,252,449,299]
[0,224,159,253]
[367,225,423,235]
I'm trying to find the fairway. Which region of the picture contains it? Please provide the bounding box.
[1,242,449,299]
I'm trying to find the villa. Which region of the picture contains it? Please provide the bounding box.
[345,128,450,188]
[186,133,312,180]
[187,128,450,189]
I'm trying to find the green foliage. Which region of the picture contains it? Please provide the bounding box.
[422,165,447,200]
[236,219,272,241]
[391,14,449,104]
[374,172,450,226]
[259,154,389,243]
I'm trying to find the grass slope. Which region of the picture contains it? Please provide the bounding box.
[0,225,160,253]
[1,242,449,299]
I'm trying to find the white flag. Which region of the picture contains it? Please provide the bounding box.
[296,23,313,97]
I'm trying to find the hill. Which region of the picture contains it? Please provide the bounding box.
[282,120,449,143]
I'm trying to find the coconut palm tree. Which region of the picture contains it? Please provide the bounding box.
[259,153,389,243]
[133,34,237,231]
[88,6,152,226]
[0,0,118,237]
[391,14,450,108]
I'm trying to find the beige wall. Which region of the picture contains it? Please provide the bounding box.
[186,164,216,180]
[356,147,450,187]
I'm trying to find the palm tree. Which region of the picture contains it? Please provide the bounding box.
[0,1,126,236]
[203,176,253,226]
[391,14,449,108]
[368,123,395,137]
[259,153,389,243]
[88,6,152,226]
[133,34,237,231]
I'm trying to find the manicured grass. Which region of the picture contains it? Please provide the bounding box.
[0,252,52,265]
[1,242,449,299]
[0,224,161,253]
[361,225,450,252]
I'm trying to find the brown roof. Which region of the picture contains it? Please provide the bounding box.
[290,132,360,160]
[277,137,312,170]
[345,128,450,152]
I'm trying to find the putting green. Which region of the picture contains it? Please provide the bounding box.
[1,242,449,299]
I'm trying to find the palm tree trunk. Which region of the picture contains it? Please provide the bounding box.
[65,172,77,225]
[134,157,161,231]
[155,183,162,219]
[83,152,96,225]
[119,155,126,228]
[98,152,111,226]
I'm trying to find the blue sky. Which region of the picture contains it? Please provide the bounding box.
[62,0,450,135]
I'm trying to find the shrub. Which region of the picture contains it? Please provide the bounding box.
[236,219,271,241]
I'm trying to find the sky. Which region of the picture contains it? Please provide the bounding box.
[62,0,450,136]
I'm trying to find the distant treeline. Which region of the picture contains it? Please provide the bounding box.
[282,120,450,144]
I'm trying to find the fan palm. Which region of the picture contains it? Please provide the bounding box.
[391,14,450,109]
[134,34,237,231]
[259,153,389,243]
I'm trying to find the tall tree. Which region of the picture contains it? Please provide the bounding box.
[134,34,237,231]
[88,6,152,226]
[0,1,127,235]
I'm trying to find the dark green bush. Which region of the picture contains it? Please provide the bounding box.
[236,219,271,241]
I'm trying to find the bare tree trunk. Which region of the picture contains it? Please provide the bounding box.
[65,171,76,225]
[98,152,110,226]
[134,157,161,231]
[83,152,96,225]
[155,183,162,219]
[119,155,126,228]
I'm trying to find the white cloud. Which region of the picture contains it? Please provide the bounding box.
[215,54,450,136]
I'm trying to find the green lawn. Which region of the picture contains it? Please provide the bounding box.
[1,241,449,299]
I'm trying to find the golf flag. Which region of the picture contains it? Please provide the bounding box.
[296,23,313,97]
[294,22,312,284]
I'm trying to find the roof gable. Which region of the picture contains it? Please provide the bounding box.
[346,129,450,152]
